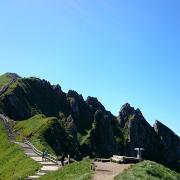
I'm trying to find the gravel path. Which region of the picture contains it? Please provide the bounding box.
[93,162,131,180]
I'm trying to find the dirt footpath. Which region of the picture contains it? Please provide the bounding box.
[93,162,131,180]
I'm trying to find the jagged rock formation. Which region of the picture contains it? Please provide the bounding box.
[90,109,117,157]
[117,103,135,127]
[86,96,106,113]
[66,90,93,133]
[0,73,179,170]
[117,104,164,163]
[0,77,69,119]
[154,120,180,164]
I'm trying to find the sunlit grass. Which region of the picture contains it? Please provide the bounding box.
[0,123,40,180]
[14,114,56,154]
[40,158,93,180]
[114,160,180,180]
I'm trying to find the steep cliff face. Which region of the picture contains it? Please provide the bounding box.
[154,120,180,164]
[0,77,69,120]
[90,109,117,157]
[66,90,93,133]
[78,97,119,157]
[86,96,106,114]
[117,103,135,128]
[118,103,164,163]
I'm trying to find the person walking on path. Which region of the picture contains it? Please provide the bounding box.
[42,150,45,161]
[60,153,65,166]
[44,151,48,161]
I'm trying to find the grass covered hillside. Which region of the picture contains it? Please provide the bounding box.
[40,159,93,180]
[0,74,11,89]
[114,160,180,180]
[14,114,56,154]
[14,114,80,157]
[0,122,40,180]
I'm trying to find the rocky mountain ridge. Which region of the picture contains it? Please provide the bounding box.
[0,73,179,170]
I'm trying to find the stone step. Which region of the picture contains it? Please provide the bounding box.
[26,152,39,157]
[31,157,43,162]
[23,148,34,153]
[26,175,40,179]
[23,146,32,149]
[40,165,59,172]
[15,142,30,148]
[14,141,60,178]
[40,161,57,165]
[36,172,47,176]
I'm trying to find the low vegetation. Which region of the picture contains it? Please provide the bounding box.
[0,74,11,89]
[14,114,56,155]
[0,122,40,180]
[13,114,79,157]
[40,159,93,180]
[114,160,180,180]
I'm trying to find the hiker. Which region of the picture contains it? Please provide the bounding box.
[57,155,61,166]
[44,151,48,161]
[60,153,65,166]
[42,150,45,161]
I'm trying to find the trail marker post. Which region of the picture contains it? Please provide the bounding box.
[134,148,144,159]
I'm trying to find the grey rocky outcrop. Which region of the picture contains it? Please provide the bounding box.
[66,90,93,133]
[65,115,77,138]
[117,103,136,127]
[86,96,105,114]
[154,120,180,164]
[90,109,117,157]
[118,103,164,163]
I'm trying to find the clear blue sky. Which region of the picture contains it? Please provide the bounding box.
[0,1,180,135]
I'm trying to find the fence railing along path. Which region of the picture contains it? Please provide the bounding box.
[24,140,58,164]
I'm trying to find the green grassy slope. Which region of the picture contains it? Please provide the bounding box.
[14,114,57,154]
[0,122,40,180]
[0,74,11,89]
[114,160,180,180]
[40,159,93,180]
[14,114,80,157]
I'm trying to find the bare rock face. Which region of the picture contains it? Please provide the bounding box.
[64,115,77,138]
[118,103,164,163]
[1,77,69,120]
[66,90,93,133]
[154,120,180,164]
[86,96,105,114]
[117,103,136,127]
[90,109,117,157]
